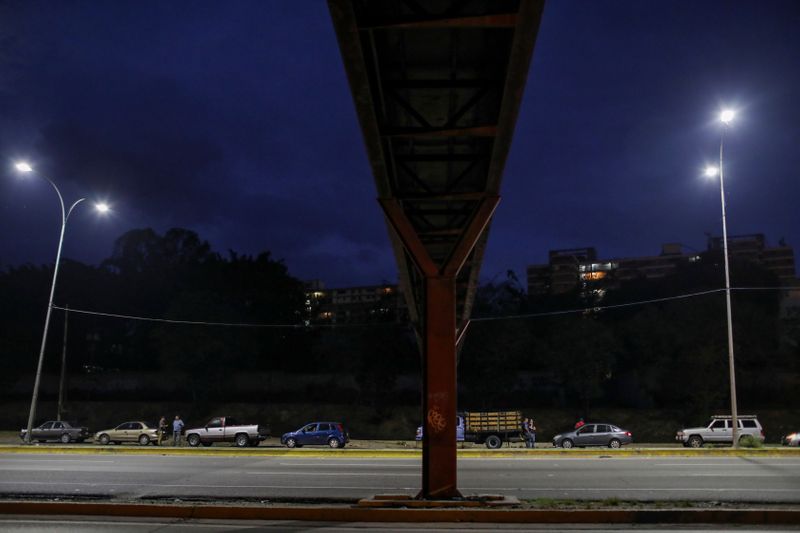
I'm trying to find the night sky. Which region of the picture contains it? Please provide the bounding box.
[2,1,798,288]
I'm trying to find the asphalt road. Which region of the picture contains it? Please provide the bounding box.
[0,516,797,532]
[0,453,799,503]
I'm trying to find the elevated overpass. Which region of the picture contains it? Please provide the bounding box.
[328,0,544,499]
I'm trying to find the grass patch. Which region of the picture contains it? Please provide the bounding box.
[527,498,576,508]
[739,435,764,448]
[523,498,701,510]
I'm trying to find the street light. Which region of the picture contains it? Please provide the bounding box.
[13,161,109,444]
[705,108,740,447]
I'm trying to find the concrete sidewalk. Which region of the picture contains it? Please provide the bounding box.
[1,500,799,525]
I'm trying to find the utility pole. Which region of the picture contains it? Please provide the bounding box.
[57,305,69,422]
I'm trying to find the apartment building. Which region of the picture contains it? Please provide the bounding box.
[527,234,797,301]
[304,280,408,324]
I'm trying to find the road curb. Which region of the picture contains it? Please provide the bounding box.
[1,501,799,524]
[0,444,798,459]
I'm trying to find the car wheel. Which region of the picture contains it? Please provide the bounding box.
[562,439,574,449]
[99,434,110,445]
[235,433,249,447]
[187,434,201,447]
[60,433,71,444]
[688,435,704,448]
[609,438,621,449]
[328,437,341,448]
[138,434,150,446]
[485,435,502,449]
[286,438,297,448]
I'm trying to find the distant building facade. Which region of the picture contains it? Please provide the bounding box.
[304,280,408,324]
[527,234,798,304]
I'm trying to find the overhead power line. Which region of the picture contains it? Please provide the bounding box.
[51,285,796,328]
[472,286,797,322]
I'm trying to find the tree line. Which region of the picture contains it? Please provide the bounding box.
[1,227,797,417]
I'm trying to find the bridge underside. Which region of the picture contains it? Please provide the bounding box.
[329,0,543,499]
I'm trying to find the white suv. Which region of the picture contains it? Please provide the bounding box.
[676,415,765,448]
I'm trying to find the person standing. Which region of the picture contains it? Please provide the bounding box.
[172,415,184,446]
[158,416,168,446]
[521,418,531,448]
[529,419,537,448]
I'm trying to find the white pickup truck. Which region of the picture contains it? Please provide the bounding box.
[185,416,269,447]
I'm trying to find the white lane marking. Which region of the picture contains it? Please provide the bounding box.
[0,480,417,490]
[688,473,800,477]
[0,520,241,530]
[468,487,800,493]
[278,462,418,468]
[656,463,800,467]
[2,480,800,494]
[0,459,115,463]
[247,471,417,477]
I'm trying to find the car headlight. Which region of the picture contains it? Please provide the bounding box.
[788,433,797,440]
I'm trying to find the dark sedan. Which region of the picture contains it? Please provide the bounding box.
[20,421,90,443]
[553,423,633,449]
[281,422,349,448]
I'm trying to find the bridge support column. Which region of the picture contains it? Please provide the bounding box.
[380,196,499,499]
[420,275,461,499]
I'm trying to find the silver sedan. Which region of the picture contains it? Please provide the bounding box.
[553,423,633,449]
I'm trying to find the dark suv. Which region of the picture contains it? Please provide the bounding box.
[281,422,349,448]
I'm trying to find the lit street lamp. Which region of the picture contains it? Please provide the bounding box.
[13,162,109,444]
[704,108,740,448]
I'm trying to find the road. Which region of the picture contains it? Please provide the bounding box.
[1,516,797,533]
[1,453,799,503]
[4,516,798,532]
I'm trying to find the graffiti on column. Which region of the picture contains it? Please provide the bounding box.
[427,407,447,434]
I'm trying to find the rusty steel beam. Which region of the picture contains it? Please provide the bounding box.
[442,195,500,277]
[379,199,438,277]
[485,1,545,193]
[419,275,461,499]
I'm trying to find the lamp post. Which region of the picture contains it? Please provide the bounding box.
[703,108,739,448]
[13,162,109,444]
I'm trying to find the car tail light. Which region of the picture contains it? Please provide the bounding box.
[761,430,765,437]
[626,432,632,437]
[337,424,344,433]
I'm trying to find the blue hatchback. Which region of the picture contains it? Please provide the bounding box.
[281,422,349,448]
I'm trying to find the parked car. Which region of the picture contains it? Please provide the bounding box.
[95,421,160,445]
[676,415,765,448]
[415,415,466,442]
[185,416,269,447]
[20,421,89,443]
[552,423,633,449]
[281,422,349,448]
[782,431,799,447]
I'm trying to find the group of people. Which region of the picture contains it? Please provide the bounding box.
[522,417,537,448]
[157,415,185,446]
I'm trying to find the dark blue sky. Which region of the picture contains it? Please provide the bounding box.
[2,1,798,287]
